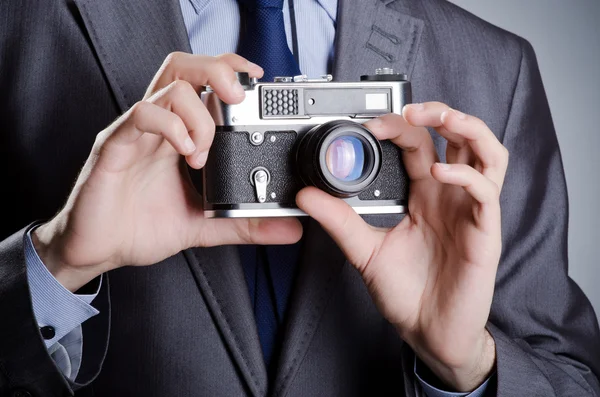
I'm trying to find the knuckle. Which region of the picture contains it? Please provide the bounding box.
[212,58,236,80]
[167,116,186,137]
[164,51,184,67]
[481,176,502,198]
[471,116,486,129]
[197,137,214,153]
[452,164,469,177]
[459,163,472,173]
[428,101,445,108]
[408,128,431,151]
[94,129,110,148]
[217,52,238,63]
[203,115,216,132]
[197,105,216,133]
[492,144,509,168]
[129,101,150,120]
[385,112,403,124]
[170,79,193,96]
[488,179,501,199]
[501,145,510,162]
[211,56,228,70]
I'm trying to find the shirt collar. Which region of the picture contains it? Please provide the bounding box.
[188,0,338,21]
[188,0,211,15]
[315,0,338,23]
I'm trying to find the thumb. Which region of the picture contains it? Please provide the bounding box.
[197,217,304,247]
[296,187,384,271]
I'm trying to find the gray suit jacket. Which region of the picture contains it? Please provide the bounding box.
[0,0,599,396]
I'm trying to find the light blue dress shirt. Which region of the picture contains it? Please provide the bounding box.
[24,1,491,395]
[24,228,100,380]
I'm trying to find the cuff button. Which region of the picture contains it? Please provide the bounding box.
[40,325,56,340]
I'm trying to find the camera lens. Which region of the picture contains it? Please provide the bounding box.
[325,136,366,182]
[296,120,382,198]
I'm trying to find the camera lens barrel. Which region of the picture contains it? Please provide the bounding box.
[296,120,382,198]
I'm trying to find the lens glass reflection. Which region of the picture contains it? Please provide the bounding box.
[325,136,365,182]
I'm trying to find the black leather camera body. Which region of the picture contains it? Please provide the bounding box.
[199,69,411,218]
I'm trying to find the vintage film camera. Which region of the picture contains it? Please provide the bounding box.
[198,68,411,218]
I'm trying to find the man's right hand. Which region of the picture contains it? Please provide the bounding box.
[32,53,303,292]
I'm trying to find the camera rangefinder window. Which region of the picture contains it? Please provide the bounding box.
[365,93,389,110]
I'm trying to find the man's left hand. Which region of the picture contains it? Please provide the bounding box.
[297,102,507,392]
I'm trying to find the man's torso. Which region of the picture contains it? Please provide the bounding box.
[0,0,525,395]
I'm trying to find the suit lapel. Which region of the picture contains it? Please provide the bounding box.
[332,0,425,82]
[184,246,268,397]
[71,1,269,394]
[72,0,192,112]
[273,1,426,394]
[271,219,347,396]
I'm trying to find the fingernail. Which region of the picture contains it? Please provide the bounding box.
[436,162,451,170]
[184,137,196,154]
[451,108,467,120]
[196,151,209,167]
[247,60,262,70]
[407,103,425,111]
[366,117,383,129]
[232,81,245,98]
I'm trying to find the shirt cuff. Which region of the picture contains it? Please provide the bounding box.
[24,228,101,348]
[415,358,493,397]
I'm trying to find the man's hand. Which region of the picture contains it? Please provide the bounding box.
[297,102,507,391]
[33,53,302,292]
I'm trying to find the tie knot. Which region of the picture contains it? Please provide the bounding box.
[238,0,284,10]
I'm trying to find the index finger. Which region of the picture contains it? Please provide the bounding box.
[404,102,508,188]
[144,52,264,104]
[364,113,439,181]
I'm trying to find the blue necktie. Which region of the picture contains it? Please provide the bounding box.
[236,0,303,371]
[239,241,302,370]
[237,0,302,82]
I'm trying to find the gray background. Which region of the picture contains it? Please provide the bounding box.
[448,0,600,317]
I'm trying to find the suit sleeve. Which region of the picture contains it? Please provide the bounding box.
[486,37,600,396]
[0,225,111,397]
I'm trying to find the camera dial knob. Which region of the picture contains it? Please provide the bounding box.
[376,67,395,75]
[360,69,408,82]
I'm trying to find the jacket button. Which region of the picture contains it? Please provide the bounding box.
[11,389,33,397]
[40,325,56,340]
